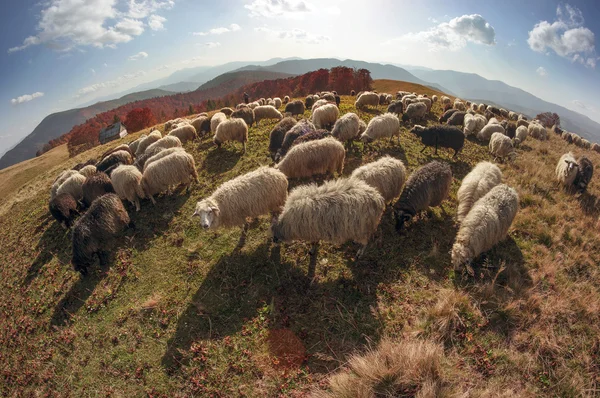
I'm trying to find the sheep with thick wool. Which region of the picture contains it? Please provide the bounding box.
[168,124,197,143]
[111,165,146,211]
[275,137,345,179]
[213,118,249,153]
[451,184,518,271]
[220,107,234,116]
[143,147,185,172]
[210,112,227,134]
[96,150,133,173]
[71,193,131,276]
[101,144,133,161]
[387,100,403,116]
[402,102,427,123]
[141,151,199,203]
[411,125,465,158]
[273,97,282,109]
[439,109,458,123]
[272,178,386,277]
[231,107,255,127]
[441,96,451,105]
[193,166,288,246]
[289,129,331,148]
[135,130,162,156]
[446,111,466,126]
[129,134,146,154]
[51,170,80,199]
[454,100,466,111]
[49,193,79,228]
[82,172,115,207]
[489,133,516,162]
[191,116,211,136]
[79,165,97,178]
[283,95,290,104]
[574,156,593,193]
[456,162,502,224]
[146,135,182,155]
[514,126,528,146]
[528,123,547,140]
[417,97,432,112]
[355,92,380,110]
[254,105,283,125]
[432,95,438,103]
[311,99,330,112]
[463,113,487,136]
[275,119,316,161]
[393,161,453,231]
[350,156,407,204]
[555,153,579,189]
[311,103,339,130]
[56,172,87,202]
[284,100,305,117]
[361,113,400,143]
[332,112,362,145]
[269,117,297,159]
[477,124,505,142]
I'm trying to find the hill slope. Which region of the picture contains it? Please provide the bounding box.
[197,70,295,92]
[408,69,600,142]
[2,81,600,396]
[0,89,173,170]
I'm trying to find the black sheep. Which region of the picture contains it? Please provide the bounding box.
[82,172,115,207]
[505,122,517,139]
[574,156,594,193]
[133,147,163,172]
[289,129,331,148]
[439,108,458,123]
[411,125,465,158]
[275,119,316,162]
[72,159,97,171]
[284,100,306,117]
[305,95,315,109]
[350,90,356,96]
[71,194,131,276]
[446,111,466,126]
[387,100,403,116]
[268,117,298,160]
[49,193,79,228]
[335,95,341,107]
[96,151,132,173]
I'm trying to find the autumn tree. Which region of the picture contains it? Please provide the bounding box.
[536,112,560,128]
[125,107,155,133]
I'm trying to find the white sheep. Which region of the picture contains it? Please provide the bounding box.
[355,92,379,110]
[168,124,197,143]
[145,135,182,154]
[193,166,288,246]
[401,102,427,123]
[417,97,432,112]
[350,156,407,204]
[56,173,86,202]
[275,137,345,179]
[273,97,282,108]
[489,132,516,162]
[79,165,97,178]
[331,112,362,145]
[211,112,227,134]
[513,125,528,146]
[128,134,146,154]
[141,151,199,203]
[143,147,185,172]
[528,123,547,140]
[254,105,283,125]
[456,162,502,224]
[136,130,162,156]
[213,118,249,153]
[111,165,146,211]
[441,96,451,105]
[431,95,438,103]
[271,177,386,278]
[555,152,579,189]
[311,103,339,130]
[51,170,80,199]
[454,100,466,111]
[451,184,518,272]
[360,113,400,143]
[477,123,505,142]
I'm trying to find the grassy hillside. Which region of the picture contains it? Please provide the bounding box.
[2,83,600,396]
[373,79,453,101]
[197,70,296,92]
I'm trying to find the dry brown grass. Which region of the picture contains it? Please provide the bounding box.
[372,79,455,101]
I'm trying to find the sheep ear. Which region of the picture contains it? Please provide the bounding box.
[191,209,199,218]
[211,207,220,216]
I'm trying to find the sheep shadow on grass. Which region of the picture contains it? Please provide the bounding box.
[202,146,243,174]
[577,191,599,217]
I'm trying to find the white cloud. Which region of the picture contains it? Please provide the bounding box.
[254,27,330,44]
[386,14,496,51]
[76,71,147,97]
[527,4,597,68]
[536,66,548,77]
[11,92,44,105]
[572,100,596,112]
[129,51,149,61]
[193,24,241,36]
[245,0,312,18]
[91,68,96,75]
[8,0,173,53]
[202,42,222,48]
[148,15,166,30]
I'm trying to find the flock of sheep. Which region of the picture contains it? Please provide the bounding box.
[47,88,594,280]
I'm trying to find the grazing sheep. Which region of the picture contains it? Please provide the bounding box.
[248,101,260,109]
[135,130,162,156]
[500,108,509,118]
[355,92,380,110]
[191,116,211,136]
[572,134,583,147]
[311,103,339,130]
[439,109,458,123]
[360,113,400,143]
[141,151,199,203]
[351,90,356,96]
[411,125,465,158]
[193,167,288,246]
[478,104,486,112]
[79,165,97,178]
[164,118,186,131]
[527,123,546,140]
[101,144,133,161]
[96,150,133,173]
[456,162,502,224]
[272,178,386,277]
[128,134,146,154]
[269,117,298,159]
[143,147,185,172]
[275,119,316,161]
[146,135,182,155]
[210,112,227,134]
[477,124,505,142]
[387,100,403,116]
[350,156,407,203]
[489,133,516,162]
[509,111,518,121]
[504,122,517,139]
[446,111,466,126]
[49,193,79,228]
[133,146,165,172]
[168,124,197,144]
[71,194,131,276]
[451,184,518,272]
[111,165,146,211]
[284,100,305,117]
[402,102,428,123]
[219,107,233,116]
[321,93,335,102]
[379,93,391,106]
[514,126,528,146]
[555,153,579,189]
[273,97,282,109]
[334,94,341,107]
[463,113,487,136]
[393,161,453,231]
[592,143,600,153]
[275,137,345,179]
[331,112,362,145]
[517,119,529,129]
[311,99,330,112]
[453,100,466,111]
[290,129,331,148]
[417,97,432,112]
[488,106,500,115]
[283,95,290,104]
[56,173,87,202]
[213,118,249,153]
[582,139,591,149]
[305,95,315,109]
[72,159,97,172]
[563,132,574,144]
[574,156,593,193]
[82,172,115,207]
[432,95,438,103]
[254,105,283,125]
[230,107,255,127]
[518,114,527,121]
[441,96,451,105]
[51,170,80,199]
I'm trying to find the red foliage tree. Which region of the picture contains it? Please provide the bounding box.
[535,112,560,128]
[125,107,155,133]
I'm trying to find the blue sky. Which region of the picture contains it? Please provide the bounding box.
[1,0,599,156]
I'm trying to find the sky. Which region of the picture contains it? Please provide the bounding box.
[1,0,599,156]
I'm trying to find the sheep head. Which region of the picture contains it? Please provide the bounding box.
[394,210,413,232]
[193,200,220,229]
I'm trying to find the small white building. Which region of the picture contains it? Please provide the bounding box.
[99,122,128,144]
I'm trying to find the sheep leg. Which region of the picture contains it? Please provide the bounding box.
[148,195,156,205]
[236,221,250,249]
[420,145,427,153]
[356,243,368,259]
[242,142,246,154]
[98,251,110,267]
[134,198,140,212]
[307,242,319,281]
